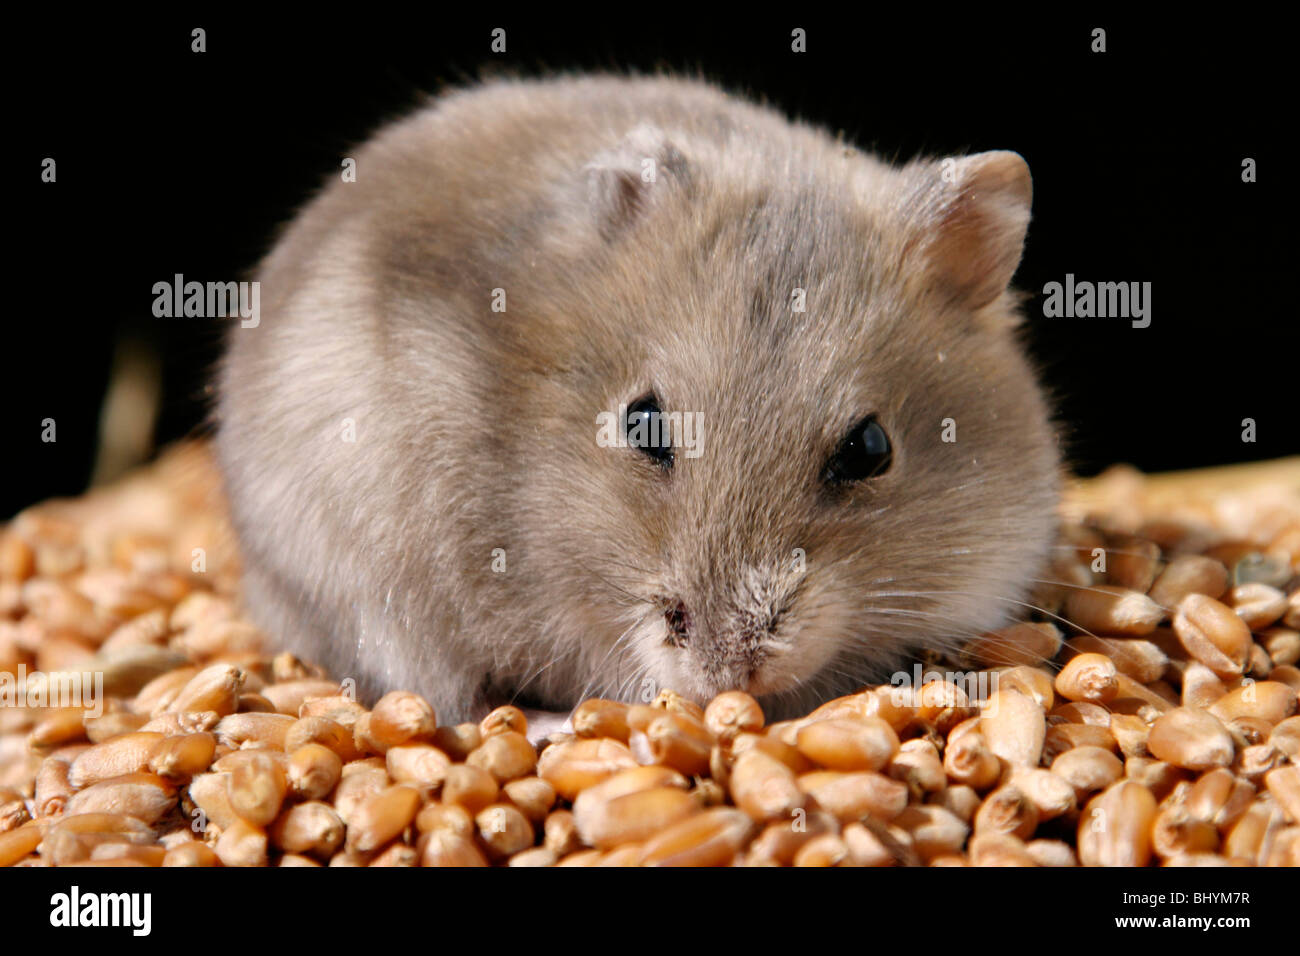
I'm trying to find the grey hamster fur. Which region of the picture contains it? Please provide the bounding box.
[216,74,1062,724]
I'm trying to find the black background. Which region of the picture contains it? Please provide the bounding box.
[5,10,1294,519]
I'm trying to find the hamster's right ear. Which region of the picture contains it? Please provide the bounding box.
[583,124,691,240]
[907,151,1033,311]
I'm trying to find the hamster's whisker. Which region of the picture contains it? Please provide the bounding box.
[508,651,569,707]
[1024,576,1176,613]
[857,567,1108,595]
[859,606,986,640]
[610,624,652,703]
[575,559,657,610]
[574,611,648,705]
[940,476,996,495]
[614,663,646,705]
[827,540,998,570]
[582,630,639,703]
[848,604,1075,676]
[865,587,1100,645]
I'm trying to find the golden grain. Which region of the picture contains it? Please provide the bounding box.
[466,730,537,783]
[346,785,420,853]
[1077,780,1157,866]
[1174,594,1253,678]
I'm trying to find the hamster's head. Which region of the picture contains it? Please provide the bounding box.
[515,124,1061,717]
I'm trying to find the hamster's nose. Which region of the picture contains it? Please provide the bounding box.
[664,601,693,647]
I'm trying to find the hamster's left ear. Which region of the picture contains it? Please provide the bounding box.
[583,124,691,240]
[911,151,1033,310]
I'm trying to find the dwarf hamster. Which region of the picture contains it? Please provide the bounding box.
[215,74,1062,724]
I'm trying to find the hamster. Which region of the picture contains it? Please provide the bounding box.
[215,74,1062,725]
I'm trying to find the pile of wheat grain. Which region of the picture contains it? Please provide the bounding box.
[1,446,1298,866]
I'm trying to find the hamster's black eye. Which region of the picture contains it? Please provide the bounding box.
[824,416,892,484]
[626,394,674,468]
